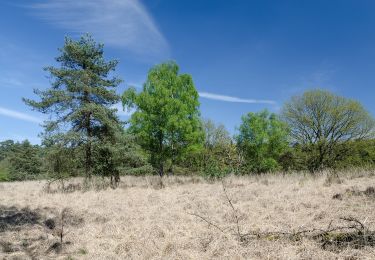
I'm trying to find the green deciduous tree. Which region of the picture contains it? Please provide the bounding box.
[332,139,375,169]
[122,61,203,176]
[236,110,289,173]
[282,89,375,172]
[23,34,123,180]
[199,119,238,177]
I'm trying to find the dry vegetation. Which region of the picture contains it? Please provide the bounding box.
[1,170,375,259]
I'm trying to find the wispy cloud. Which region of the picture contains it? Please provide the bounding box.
[198,92,276,105]
[29,0,169,59]
[286,63,339,95]
[127,82,143,89]
[112,103,135,117]
[0,38,47,90]
[0,76,24,88]
[0,106,41,124]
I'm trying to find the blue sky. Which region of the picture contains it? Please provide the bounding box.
[1,0,375,143]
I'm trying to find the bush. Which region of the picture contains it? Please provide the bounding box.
[201,159,231,179]
[236,110,289,174]
[6,140,44,181]
[0,168,9,182]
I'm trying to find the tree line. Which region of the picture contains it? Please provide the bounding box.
[1,35,374,183]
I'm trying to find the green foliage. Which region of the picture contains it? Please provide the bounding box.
[122,61,203,176]
[43,142,79,180]
[93,131,152,179]
[0,140,45,181]
[0,141,12,181]
[330,140,375,169]
[117,134,153,175]
[201,160,230,179]
[5,140,44,181]
[278,145,306,172]
[0,140,15,161]
[5,36,374,181]
[23,34,123,179]
[282,89,375,172]
[0,161,10,182]
[197,119,238,178]
[236,110,289,173]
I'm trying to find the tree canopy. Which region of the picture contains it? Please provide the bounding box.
[236,110,289,173]
[122,61,203,176]
[23,34,123,180]
[282,89,375,171]
[2,35,374,183]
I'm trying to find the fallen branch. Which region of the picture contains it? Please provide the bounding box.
[188,182,375,250]
[221,180,245,240]
[187,212,226,234]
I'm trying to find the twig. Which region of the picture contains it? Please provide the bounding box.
[187,212,226,233]
[188,180,374,250]
[221,180,244,240]
[340,216,366,232]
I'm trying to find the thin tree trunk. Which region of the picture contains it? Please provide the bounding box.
[85,124,92,179]
[158,131,164,177]
[159,163,164,177]
[84,88,92,180]
[317,143,327,171]
[83,64,92,180]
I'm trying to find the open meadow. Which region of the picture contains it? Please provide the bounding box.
[1,170,375,259]
[3,1,375,259]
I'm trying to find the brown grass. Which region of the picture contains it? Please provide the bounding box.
[0,169,375,259]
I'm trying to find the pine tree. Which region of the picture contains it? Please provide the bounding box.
[24,34,122,179]
[7,140,43,180]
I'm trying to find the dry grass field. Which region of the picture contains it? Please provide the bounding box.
[1,170,375,259]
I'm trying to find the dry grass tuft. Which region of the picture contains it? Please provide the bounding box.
[0,169,374,259]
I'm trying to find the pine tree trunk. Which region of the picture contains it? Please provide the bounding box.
[84,96,92,179]
[85,140,92,179]
[83,77,93,180]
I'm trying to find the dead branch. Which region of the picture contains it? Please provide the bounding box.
[221,180,244,240]
[188,181,375,250]
[187,212,226,234]
[340,216,366,233]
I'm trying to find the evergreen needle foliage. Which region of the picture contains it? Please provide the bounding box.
[23,34,123,180]
[0,35,374,182]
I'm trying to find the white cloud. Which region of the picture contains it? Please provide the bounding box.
[198,92,276,105]
[0,77,23,88]
[0,38,48,90]
[30,0,169,59]
[0,106,41,124]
